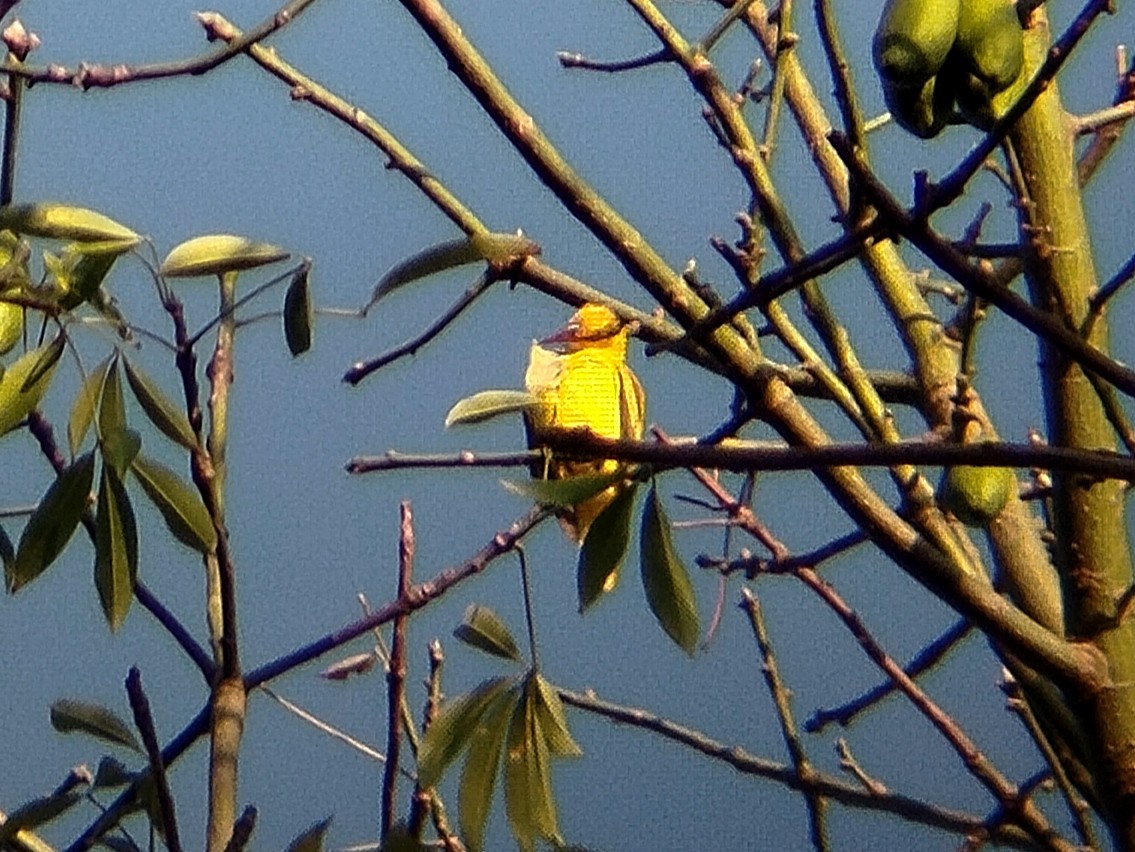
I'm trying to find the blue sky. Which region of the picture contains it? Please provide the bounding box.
[2,0,1133,849]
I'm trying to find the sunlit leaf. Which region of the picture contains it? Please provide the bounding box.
[444,389,539,428]
[500,470,626,508]
[122,357,197,450]
[640,485,699,655]
[0,338,64,437]
[283,263,312,356]
[577,482,637,612]
[94,466,138,631]
[50,698,141,752]
[10,452,96,592]
[69,356,111,455]
[130,453,216,554]
[418,676,515,789]
[532,675,581,758]
[0,202,140,247]
[0,299,22,356]
[160,234,287,278]
[453,604,523,662]
[0,789,83,844]
[283,816,332,852]
[458,685,518,852]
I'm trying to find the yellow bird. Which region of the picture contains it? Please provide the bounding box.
[524,303,646,543]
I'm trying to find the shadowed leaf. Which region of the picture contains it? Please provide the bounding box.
[454,604,524,662]
[100,427,141,479]
[640,485,699,655]
[501,470,625,508]
[50,698,140,752]
[123,358,197,450]
[284,816,332,852]
[418,676,515,789]
[0,789,83,844]
[504,676,562,852]
[94,466,138,631]
[93,756,135,788]
[577,483,638,611]
[533,675,581,758]
[283,262,313,356]
[11,452,96,592]
[130,454,217,554]
[444,389,539,427]
[458,685,518,852]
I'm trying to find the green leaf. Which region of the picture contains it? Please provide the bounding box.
[577,482,638,611]
[0,202,140,247]
[0,337,64,437]
[0,789,83,844]
[453,604,524,662]
[501,469,626,508]
[56,246,120,310]
[458,685,518,852]
[122,357,197,449]
[283,816,332,852]
[444,389,540,428]
[0,522,14,589]
[283,262,313,356]
[130,453,217,554]
[98,357,126,440]
[532,675,581,758]
[11,452,96,592]
[100,427,142,479]
[640,484,699,655]
[160,234,288,278]
[93,755,135,788]
[50,698,141,752]
[94,465,138,631]
[504,676,562,852]
[69,356,112,455]
[418,676,515,790]
[362,239,483,315]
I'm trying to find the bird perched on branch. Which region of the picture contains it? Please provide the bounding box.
[523,303,646,543]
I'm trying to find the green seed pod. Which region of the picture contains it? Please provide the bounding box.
[954,0,1024,95]
[939,464,1017,527]
[873,0,961,84]
[883,73,956,138]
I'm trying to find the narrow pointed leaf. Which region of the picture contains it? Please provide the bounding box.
[0,338,63,436]
[532,675,581,758]
[130,454,217,554]
[0,789,83,843]
[94,466,138,631]
[577,483,638,611]
[501,469,626,508]
[418,676,514,789]
[0,299,22,356]
[362,238,483,315]
[453,604,523,662]
[284,816,332,852]
[504,677,562,852]
[122,358,197,449]
[458,686,518,852]
[1,522,14,594]
[50,698,141,752]
[97,358,126,440]
[69,356,112,455]
[444,389,539,428]
[11,452,96,592]
[160,234,287,278]
[283,263,313,356]
[100,427,141,479]
[640,485,699,654]
[58,248,119,310]
[0,202,140,246]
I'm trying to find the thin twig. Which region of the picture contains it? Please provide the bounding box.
[556,48,669,73]
[125,668,182,852]
[260,686,385,763]
[740,587,830,850]
[381,502,415,840]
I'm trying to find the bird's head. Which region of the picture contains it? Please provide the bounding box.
[539,303,629,353]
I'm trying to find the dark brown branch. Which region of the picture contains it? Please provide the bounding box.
[125,668,182,852]
[381,503,414,840]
